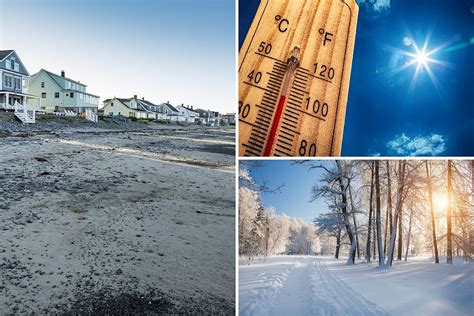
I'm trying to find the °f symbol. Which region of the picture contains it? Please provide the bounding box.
[319,28,333,46]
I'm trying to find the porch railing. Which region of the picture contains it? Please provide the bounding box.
[85,108,98,123]
[14,101,35,123]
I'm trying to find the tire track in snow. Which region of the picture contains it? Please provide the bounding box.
[240,265,293,315]
[310,260,387,315]
[240,257,387,316]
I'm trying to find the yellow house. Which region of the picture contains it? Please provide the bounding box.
[102,95,165,120]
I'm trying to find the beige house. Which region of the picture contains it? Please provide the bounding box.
[102,95,165,120]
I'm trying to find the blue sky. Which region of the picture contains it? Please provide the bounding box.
[240,0,474,156]
[0,0,235,113]
[242,160,332,223]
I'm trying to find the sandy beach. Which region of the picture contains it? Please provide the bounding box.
[0,116,235,314]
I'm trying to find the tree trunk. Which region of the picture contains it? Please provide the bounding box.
[425,161,439,263]
[384,160,393,258]
[349,184,361,259]
[375,161,384,265]
[366,163,374,263]
[335,227,341,259]
[336,161,356,265]
[372,213,376,260]
[404,208,413,261]
[264,216,269,261]
[386,161,406,267]
[447,160,453,264]
[397,204,403,260]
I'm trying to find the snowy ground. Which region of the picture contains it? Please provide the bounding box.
[0,126,235,314]
[239,255,473,316]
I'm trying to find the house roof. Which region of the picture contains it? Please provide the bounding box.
[41,69,87,87]
[0,50,14,61]
[158,102,179,113]
[177,105,199,114]
[105,97,155,113]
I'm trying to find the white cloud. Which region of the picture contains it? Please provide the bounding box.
[373,0,391,12]
[387,133,447,156]
[357,0,391,17]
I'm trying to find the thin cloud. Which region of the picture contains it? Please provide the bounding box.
[387,133,447,156]
[357,0,391,19]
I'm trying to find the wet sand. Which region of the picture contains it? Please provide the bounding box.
[0,124,235,314]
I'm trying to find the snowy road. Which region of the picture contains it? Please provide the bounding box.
[239,256,386,315]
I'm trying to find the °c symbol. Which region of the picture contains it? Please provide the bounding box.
[275,15,289,33]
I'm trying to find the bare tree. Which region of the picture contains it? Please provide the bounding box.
[366,162,374,263]
[384,160,393,258]
[348,184,361,259]
[397,204,403,260]
[375,161,384,265]
[447,160,453,264]
[309,161,357,265]
[386,160,410,267]
[425,161,439,263]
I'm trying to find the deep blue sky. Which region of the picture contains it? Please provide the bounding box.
[242,160,331,223]
[240,0,474,156]
[1,0,235,112]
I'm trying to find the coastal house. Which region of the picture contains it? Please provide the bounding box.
[102,95,165,120]
[157,102,181,121]
[195,108,220,125]
[0,50,40,111]
[27,69,99,114]
[222,113,236,125]
[176,104,199,123]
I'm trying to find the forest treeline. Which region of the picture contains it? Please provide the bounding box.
[239,160,473,267]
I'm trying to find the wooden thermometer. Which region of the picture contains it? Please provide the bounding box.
[239,0,359,156]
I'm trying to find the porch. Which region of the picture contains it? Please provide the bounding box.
[0,91,41,111]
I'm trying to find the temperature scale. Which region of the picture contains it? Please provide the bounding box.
[239,0,359,156]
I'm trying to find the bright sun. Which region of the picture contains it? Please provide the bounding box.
[433,193,449,211]
[415,49,429,67]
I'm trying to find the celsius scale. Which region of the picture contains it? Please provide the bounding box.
[239,0,359,156]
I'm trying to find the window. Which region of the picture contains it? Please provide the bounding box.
[55,92,59,98]
[70,92,74,98]
[110,102,114,107]
[41,93,46,98]
[118,112,121,116]
[41,82,45,88]
[4,75,12,88]
[15,78,21,90]
[5,60,11,69]
[109,112,113,116]
[79,93,83,100]
[129,112,136,117]
[14,63,19,72]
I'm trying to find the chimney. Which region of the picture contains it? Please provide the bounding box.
[61,70,65,77]
[133,95,137,99]
[142,97,144,100]
[191,105,193,110]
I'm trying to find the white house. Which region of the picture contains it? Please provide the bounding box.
[176,104,199,123]
[157,102,182,121]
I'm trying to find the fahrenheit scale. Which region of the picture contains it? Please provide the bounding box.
[239,0,359,156]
